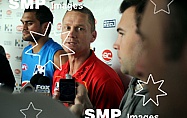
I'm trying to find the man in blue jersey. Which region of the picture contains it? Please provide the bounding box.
[21,5,68,87]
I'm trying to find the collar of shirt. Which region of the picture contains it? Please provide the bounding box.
[61,50,96,82]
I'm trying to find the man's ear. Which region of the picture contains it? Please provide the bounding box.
[41,22,50,34]
[90,31,97,43]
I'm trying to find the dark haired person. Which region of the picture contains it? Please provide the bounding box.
[53,1,152,117]
[0,45,6,56]
[113,0,153,117]
[21,5,68,87]
[0,45,15,93]
[137,0,187,117]
[52,6,124,110]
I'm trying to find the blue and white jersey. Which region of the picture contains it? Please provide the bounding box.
[21,39,62,86]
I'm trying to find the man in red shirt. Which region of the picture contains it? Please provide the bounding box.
[52,6,124,110]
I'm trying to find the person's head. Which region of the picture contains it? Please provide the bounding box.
[113,0,147,77]
[0,45,6,56]
[21,5,53,41]
[139,0,187,116]
[61,6,97,55]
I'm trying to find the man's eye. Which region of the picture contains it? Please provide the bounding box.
[64,26,71,30]
[119,32,124,37]
[27,22,33,25]
[77,27,84,31]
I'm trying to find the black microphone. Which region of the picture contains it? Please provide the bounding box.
[35,76,51,96]
[38,76,50,85]
[30,74,43,87]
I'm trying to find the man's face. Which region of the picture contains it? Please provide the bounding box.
[21,12,43,42]
[137,1,168,81]
[113,6,142,76]
[61,11,96,54]
[139,1,187,115]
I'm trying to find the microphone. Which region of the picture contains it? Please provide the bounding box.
[30,74,43,87]
[20,74,50,95]
[35,75,51,96]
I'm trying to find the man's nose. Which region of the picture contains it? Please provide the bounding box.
[68,28,77,38]
[22,23,28,30]
[113,38,120,50]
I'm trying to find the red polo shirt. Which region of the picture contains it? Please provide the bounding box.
[52,51,124,109]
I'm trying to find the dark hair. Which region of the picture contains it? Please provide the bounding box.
[119,0,147,33]
[163,0,187,61]
[24,5,53,35]
[64,6,95,32]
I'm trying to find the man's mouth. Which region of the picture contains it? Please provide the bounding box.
[22,31,29,35]
[66,42,77,45]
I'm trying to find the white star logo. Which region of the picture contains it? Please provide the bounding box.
[150,0,174,14]
[25,22,75,71]
[134,74,167,106]
[20,102,42,118]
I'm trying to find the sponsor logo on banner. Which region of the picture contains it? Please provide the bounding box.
[15,56,22,62]
[22,63,28,71]
[103,19,116,28]
[5,10,13,19]
[15,69,21,75]
[16,25,23,31]
[14,68,22,79]
[78,0,83,2]
[4,41,12,46]
[16,12,23,17]
[4,24,13,32]
[6,53,11,59]
[16,24,23,34]
[102,49,113,66]
[0,9,2,18]
[15,39,24,48]
[102,49,113,62]
[57,23,61,30]
[6,10,12,15]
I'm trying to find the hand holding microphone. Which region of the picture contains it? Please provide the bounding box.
[52,74,93,117]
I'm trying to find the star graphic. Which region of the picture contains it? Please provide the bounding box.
[150,0,174,14]
[20,102,42,118]
[134,74,167,106]
[25,22,75,71]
